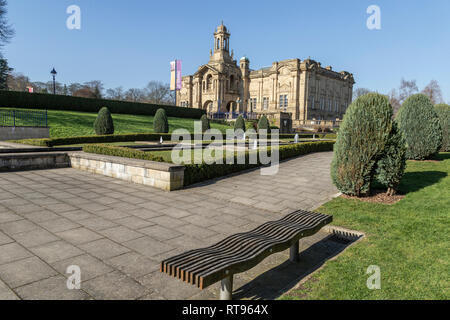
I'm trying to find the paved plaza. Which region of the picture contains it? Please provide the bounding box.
[0,152,342,300]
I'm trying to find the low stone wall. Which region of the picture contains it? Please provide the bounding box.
[0,126,50,140]
[0,152,69,172]
[68,152,185,191]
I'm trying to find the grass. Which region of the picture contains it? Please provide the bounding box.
[0,108,232,138]
[281,153,450,300]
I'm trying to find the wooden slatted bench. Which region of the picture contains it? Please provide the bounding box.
[160,209,332,300]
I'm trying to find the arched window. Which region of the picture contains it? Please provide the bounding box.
[230,75,234,90]
[216,38,220,50]
[206,75,212,90]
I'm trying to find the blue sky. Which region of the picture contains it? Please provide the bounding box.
[4,0,450,101]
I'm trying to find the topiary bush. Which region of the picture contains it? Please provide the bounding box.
[434,104,449,152]
[396,94,442,160]
[257,115,270,133]
[331,93,393,196]
[93,107,114,135]
[200,114,210,132]
[153,108,169,133]
[234,115,246,132]
[375,121,407,196]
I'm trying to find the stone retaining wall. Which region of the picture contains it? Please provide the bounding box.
[0,152,69,172]
[0,126,50,140]
[68,152,185,191]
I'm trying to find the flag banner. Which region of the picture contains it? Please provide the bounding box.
[170,61,176,91]
[176,60,182,90]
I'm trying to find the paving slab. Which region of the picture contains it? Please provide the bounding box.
[0,151,341,300]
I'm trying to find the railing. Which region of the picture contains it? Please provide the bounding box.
[208,112,258,120]
[0,109,48,127]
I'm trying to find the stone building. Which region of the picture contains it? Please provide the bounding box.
[177,23,355,128]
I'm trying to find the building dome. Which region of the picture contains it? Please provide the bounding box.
[240,56,249,62]
[216,23,228,33]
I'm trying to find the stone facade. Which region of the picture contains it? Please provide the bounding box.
[177,24,355,126]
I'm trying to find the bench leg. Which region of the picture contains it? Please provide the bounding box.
[290,241,300,262]
[220,275,233,300]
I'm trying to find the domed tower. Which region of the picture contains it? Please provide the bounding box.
[211,23,232,63]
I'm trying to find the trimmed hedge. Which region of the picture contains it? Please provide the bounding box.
[83,144,165,162]
[396,94,442,160]
[331,93,393,196]
[435,103,450,152]
[200,114,210,132]
[12,132,337,147]
[184,141,334,186]
[94,107,114,135]
[0,90,205,119]
[153,108,169,133]
[257,115,270,133]
[234,115,246,131]
[14,133,174,147]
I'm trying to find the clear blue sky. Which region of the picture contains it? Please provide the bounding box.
[4,0,450,101]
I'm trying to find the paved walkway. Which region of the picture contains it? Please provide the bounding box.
[0,152,339,300]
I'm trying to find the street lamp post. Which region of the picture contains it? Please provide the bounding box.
[50,68,57,94]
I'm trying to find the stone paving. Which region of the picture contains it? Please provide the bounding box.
[0,152,341,300]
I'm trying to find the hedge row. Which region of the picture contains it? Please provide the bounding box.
[0,90,205,119]
[83,144,165,163]
[184,141,335,186]
[13,133,174,147]
[13,132,337,147]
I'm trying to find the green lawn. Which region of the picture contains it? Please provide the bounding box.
[0,108,232,138]
[281,153,449,300]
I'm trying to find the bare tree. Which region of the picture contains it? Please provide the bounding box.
[388,89,401,114]
[144,81,172,104]
[125,88,146,102]
[83,80,104,98]
[106,87,125,100]
[0,0,14,49]
[7,72,32,91]
[398,78,418,104]
[421,80,443,104]
[353,88,371,101]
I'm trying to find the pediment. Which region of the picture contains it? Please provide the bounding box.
[195,64,219,77]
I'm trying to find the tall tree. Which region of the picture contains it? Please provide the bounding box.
[353,88,371,101]
[145,81,172,104]
[421,80,443,104]
[83,80,104,98]
[398,78,418,104]
[106,87,125,100]
[0,57,11,89]
[0,0,14,49]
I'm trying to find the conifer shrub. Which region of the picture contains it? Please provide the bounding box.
[257,115,270,133]
[93,107,114,135]
[375,121,407,196]
[396,94,442,159]
[200,114,210,132]
[434,104,449,152]
[234,115,246,132]
[153,108,169,133]
[331,93,393,196]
